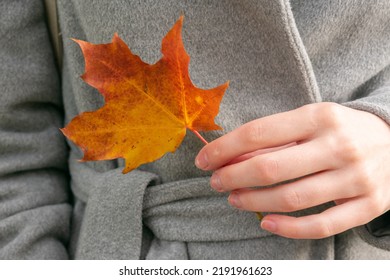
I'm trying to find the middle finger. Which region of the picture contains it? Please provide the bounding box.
[210,139,335,192]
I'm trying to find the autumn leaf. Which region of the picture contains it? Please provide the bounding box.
[61,16,229,173]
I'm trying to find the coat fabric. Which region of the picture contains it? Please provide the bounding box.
[1,0,390,259]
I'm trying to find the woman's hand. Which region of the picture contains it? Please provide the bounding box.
[195,102,390,239]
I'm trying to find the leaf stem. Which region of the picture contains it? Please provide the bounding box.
[189,128,208,145]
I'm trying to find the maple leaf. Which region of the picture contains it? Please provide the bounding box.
[61,16,229,173]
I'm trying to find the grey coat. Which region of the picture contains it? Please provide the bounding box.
[1,0,390,259]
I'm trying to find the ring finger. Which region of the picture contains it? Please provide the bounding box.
[228,168,360,212]
[211,139,336,192]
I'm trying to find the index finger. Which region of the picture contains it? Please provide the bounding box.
[195,105,317,170]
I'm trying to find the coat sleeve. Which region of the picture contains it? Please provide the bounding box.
[344,70,390,127]
[343,66,390,251]
[0,0,71,259]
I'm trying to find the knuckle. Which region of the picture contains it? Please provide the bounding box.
[300,104,320,135]
[326,132,363,165]
[255,157,279,185]
[338,136,363,163]
[218,170,234,190]
[354,164,376,192]
[365,193,385,216]
[210,144,222,158]
[312,103,366,165]
[242,121,265,147]
[316,220,335,238]
[317,102,345,129]
[280,189,302,211]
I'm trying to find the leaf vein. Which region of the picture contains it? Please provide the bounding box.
[99,59,183,126]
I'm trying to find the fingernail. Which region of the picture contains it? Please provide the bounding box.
[228,192,242,208]
[210,173,223,192]
[195,153,209,170]
[261,219,277,233]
